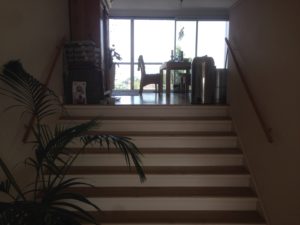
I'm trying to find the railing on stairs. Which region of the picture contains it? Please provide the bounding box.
[22,37,66,143]
[225,38,273,143]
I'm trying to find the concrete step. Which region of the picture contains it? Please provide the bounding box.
[61,105,265,224]
[63,105,230,118]
[68,187,256,197]
[67,147,242,155]
[84,130,236,137]
[65,166,249,175]
[69,135,238,148]
[79,197,258,211]
[71,154,244,166]
[65,174,251,187]
[60,117,233,132]
[90,210,266,224]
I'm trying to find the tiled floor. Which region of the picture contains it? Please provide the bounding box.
[112,92,191,105]
[111,90,192,105]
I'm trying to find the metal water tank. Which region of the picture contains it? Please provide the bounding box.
[215,69,227,104]
[191,56,217,104]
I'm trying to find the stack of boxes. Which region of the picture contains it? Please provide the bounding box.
[63,41,104,104]
[64,41,101,68]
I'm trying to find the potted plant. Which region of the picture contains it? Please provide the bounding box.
[108,45,122,90]
[0,60,145,225]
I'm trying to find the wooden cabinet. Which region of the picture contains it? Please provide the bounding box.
[66,0,110,104]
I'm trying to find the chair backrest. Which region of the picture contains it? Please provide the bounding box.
[137,55,146,75]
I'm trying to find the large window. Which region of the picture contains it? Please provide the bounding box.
[109,19,229,90]
[176,21,197,60]
[134,20,174,89]
[109,19,131,90]
[134,20,174,62]
[197,21,229,69]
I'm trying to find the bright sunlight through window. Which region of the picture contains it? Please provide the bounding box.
[109,19,229,90]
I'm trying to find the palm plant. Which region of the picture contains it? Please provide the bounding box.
[0,60,145,225]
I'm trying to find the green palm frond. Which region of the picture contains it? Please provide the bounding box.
[80,134,146,182]
[31,120,99,175]
[0,159,25,200]
[0,180,10,195]
[0,60,61,121]
[0,60,146,225]
[0,180,13,200]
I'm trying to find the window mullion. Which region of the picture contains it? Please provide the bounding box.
[195,21,199,57]
[174,20,177,58]
[130,19,134,90]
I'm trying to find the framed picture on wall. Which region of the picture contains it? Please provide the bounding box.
[72,81,87,104]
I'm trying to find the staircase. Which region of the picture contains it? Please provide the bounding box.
[61,105,266,225]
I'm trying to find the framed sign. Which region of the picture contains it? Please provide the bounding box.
[72,81,87,104]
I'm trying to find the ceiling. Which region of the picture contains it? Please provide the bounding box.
[111,0,238,10]
[109,0,239,18]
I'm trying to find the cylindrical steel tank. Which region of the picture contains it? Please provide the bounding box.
[215,68,227,104]
[191,56,217,104]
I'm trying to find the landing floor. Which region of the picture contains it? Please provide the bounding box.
[111,90,226,106]
[112,91,191,105]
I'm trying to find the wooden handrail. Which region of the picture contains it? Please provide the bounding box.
[225,38,273,143]
[22,37,66,143]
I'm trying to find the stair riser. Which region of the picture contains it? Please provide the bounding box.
[132,137,237,148]
[66,148,242,155]
[75,197,258,211]
[65,175,250,187]
[69,137,238,148]
[72,154,243,166]
[98,223,265,225]
[64,105,229,118]
[61,120,233,132]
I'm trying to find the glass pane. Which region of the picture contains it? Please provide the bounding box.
[197,21,229,68]
[134,64,161,90]
[134,20,174,63]
[176,21,197,60]
[114,64,131,90]
[109,19,131,62]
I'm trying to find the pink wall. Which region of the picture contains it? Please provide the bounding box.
[229,0,300,224]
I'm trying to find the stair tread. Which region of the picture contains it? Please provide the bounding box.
[85,131,236,137]
[64,105,229,108]
[67,147,242,154]
[68,187,256,197]
[63,106,266,224]
[66,166,249,175]
[90,210,265,223]
[60,116,232,121]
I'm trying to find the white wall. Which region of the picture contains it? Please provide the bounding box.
[229,0,300,224]
[0,0,69,184]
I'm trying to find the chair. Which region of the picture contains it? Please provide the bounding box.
[138,55,162,94]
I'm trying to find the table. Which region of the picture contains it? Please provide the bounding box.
[160,61,191,96]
